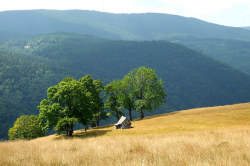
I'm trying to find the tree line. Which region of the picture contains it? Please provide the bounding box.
[8,66,166,140]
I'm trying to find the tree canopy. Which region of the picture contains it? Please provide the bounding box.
[126,67,166,119]
[104,80,124,120]
[38,75,104,136]
[104,66,166,120]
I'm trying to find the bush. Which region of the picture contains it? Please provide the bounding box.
[8,115,45,140]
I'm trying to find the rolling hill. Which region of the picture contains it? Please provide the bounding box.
[1,33,250,139]
[1,10,250,77]
[0,102,249,165]
[1,10,250,41]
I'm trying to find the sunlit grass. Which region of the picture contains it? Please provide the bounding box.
[0,102,249,166]
[70,102,250,138]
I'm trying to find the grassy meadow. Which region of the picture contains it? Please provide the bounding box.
[0,103,249,166]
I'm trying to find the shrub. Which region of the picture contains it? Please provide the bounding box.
[8,115,45,140]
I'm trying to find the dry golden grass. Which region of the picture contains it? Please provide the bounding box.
[0,129,249,166]
[71,102,250,138]
[0,103,249,166]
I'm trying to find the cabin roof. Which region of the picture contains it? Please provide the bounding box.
[115,116,130,125]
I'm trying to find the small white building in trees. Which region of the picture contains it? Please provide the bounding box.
[115,116,131,129]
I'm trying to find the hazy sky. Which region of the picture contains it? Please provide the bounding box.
[1,0,250,27]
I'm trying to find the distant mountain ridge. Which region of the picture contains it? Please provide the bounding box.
[1,10,250,41]
[1,10,250,76]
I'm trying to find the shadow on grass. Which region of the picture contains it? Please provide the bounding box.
[52,129,112,141]
[74,129,112,138]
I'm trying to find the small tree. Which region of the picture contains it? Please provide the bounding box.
[126,66,166,119]
[8,115,45,140]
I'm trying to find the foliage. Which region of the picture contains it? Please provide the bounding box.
[104,80,124,120]
[104,67,166,120]
[79,75,107,127]
[117,76,135,120]
[38,75,104,136]
[8,115,45,140]
[54,117,78,135]
[0,48,74,139]
[125,67,166,119]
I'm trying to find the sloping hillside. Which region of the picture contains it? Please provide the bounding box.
[51,102,250,138]
[1,10,250,41]
[174,37,250,75]
[3,33,250,111]
[0,103,249,166]
[0,48,79,139]
[1,10,250,80]
[1,33,250,139]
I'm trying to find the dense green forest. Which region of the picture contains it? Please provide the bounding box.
[173,37,250,75]
[0,48,80,139]
[1,33,250,139]
[1,10,250,77]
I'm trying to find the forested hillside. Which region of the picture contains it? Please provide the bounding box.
[0,48,80,139]
[1,33,250,139]
[1,10,250,41]
[173,37,250,75]
[1,10,250,77]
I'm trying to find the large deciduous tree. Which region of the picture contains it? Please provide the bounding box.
[126,66,166,119]
[38,75,104,136]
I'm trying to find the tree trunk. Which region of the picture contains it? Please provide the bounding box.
[96,116,100,127]
[68,130,73,136]
[68,125,73,136]
[129,109,132,120]
[91,121,96,128]
[85,124,88,132]
[140,108,144,120]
